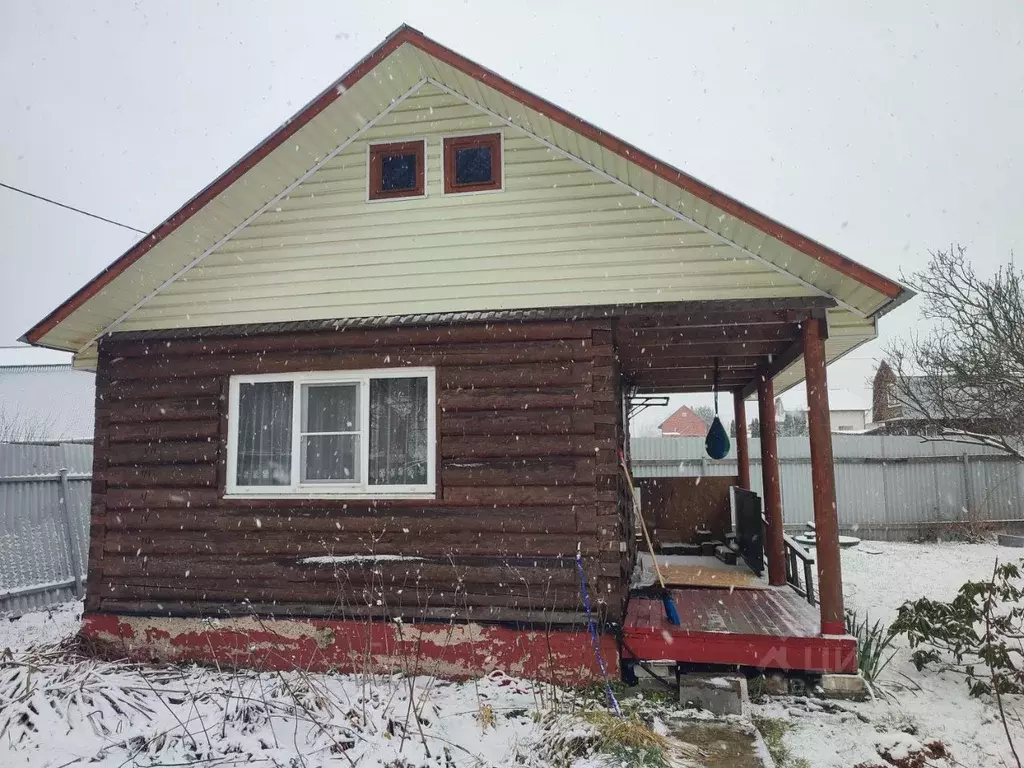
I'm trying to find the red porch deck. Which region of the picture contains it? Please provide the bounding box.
[622,587,857,674]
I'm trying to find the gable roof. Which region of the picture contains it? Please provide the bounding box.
[658,406,710,437]
[23,24,910,364]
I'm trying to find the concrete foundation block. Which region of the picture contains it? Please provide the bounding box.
[819,673,869,701]
[627,662,678,694]
[679,673,749,716]
[633,661,676,681]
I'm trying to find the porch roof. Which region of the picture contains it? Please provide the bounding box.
[103,295,864,395]
[613,296,873,395]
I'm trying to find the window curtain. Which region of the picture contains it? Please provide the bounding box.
[236,381,293,485]
[369,377,428,485]
[302,384,358,482]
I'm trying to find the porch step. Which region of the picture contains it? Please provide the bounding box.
[700,539,723,557]
[714,545,737,565]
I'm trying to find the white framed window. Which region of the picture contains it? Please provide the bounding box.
[226,368,436,498]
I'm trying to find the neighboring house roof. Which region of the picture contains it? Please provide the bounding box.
[0,365,95,440]
[658,406,709,437]
[787,388,868,414]
[882,375,999,423]
[23,24,910,394]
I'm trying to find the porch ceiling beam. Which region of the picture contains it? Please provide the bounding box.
[736,309,830,398]
[623,340,792,358]
[622,356,764,371]
[619,325,798,343]
[627,365,761,376]
[630,383,751,394]
[629,374,753,390]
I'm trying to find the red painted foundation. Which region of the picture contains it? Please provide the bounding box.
[80,612,620,685]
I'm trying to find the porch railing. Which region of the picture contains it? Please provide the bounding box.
[783,533,816,606]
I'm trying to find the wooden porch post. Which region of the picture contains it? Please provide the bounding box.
[733,391,751,490]
[757,378,787,586]
[803,316,845,635]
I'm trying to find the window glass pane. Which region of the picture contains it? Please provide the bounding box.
[369,377,429,485]
[236,381,292,486]
[302,434,359,482]
[303,384,358,433]
[454,146,492,185]
[381,153,417,191]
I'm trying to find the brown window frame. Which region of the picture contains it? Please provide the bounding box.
[443,133,502,194]
[368,140,425,200]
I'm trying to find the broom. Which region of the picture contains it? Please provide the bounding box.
[619,450,680,626]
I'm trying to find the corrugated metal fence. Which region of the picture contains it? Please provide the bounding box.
[631,435,1024,540]
[0,442,92,613]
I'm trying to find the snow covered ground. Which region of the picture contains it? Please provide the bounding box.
[0,600,81,651]
[0,539,1021,767]
[0,603,700,767]
[754,539,1024,768]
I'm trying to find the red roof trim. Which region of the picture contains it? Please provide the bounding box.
[25,25,901,346]
[23,26,411,345]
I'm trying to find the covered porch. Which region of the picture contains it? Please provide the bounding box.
[617,295,855,675]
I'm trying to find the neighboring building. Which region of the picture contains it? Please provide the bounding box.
[22,26,909,681]
[869,362,1002,435]
[658,406,708,437]
[786,388,869,433]
[871,362,901,425]
[0,364,95,441]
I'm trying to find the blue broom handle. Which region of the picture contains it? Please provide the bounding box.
[576,545,622,717]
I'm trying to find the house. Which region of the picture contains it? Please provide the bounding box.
[23,26,911,682]
[658,406,709,437]
[0,364,95,441]
[786,388,869,433]
[870,362,1002,435]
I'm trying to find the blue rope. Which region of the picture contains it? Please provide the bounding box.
[575,545,622,717]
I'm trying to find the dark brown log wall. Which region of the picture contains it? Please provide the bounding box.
[87,320,625,626]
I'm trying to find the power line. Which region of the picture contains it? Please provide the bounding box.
[0,181,146,235]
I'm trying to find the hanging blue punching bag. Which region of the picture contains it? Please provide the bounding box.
[705,415,731,460]
[705,357,731,459]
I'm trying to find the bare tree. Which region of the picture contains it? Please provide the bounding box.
[885,245,1024,458]
[0,406,60,442]
[692,405,715,427]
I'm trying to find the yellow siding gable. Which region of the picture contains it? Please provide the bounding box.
[116,84,815,332]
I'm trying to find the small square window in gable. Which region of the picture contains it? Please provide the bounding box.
[443,133,502,194]
[368,140,425,200]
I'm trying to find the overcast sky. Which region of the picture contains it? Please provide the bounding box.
[2,2,1022,424]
